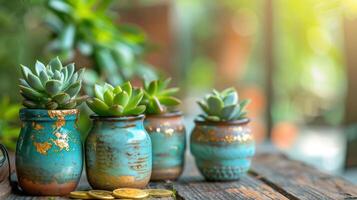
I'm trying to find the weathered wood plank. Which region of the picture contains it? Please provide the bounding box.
[174,175,289,200]
[172,153,289,200]
[6,153,288,200]
[250,153,357,200]
[6,171,176,200]
[7,153,357,200]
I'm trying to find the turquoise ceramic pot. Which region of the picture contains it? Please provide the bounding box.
[190,119,255,181]
[16,108,83,196]
[144,112,186,181]
[85,115,152,190]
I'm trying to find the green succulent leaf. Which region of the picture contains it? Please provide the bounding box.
[67,72,78,87]
[66,63,75,77]
[65,81,81,97]
[221,104,238,120]
[126,105,146,115]
[19,57,85,109]
[103,90,114,106]
[53,93,70,104]
[147,81,157,95]
[53,70,62,81]
[121,82,132,97]
[197,87,250,122]
[77,68,85,80]
[39,71,49,85]
[207,96,223,116]
[206,115,220,121]
[27,72,44,91]
[197,100,210,114]
[20,65,32,80]
[141,78,181,114]
[46,101,59,110]
[49,57,63,71]
[87,98,109,115]
[221,87,236,96]
[45,80,62,95]
[35,61,46,76]
[126,89,144,109]
[159,96,181,106]
[23,100,40,109]
[160,87,179,96]
[151,96,164,113]
[46,66,54,77]
[19,85,43,101]
[223,91,238,105]
[87,82,146,116]
[111,104,124,115]
[74,95,89,106]
[159,78,171,91]
[113,86,122,94]
[19,79,30,87]
[62,100,77,109]
[94,84,104,100]
[61,67,68,82]
[239,99,250,112]
[114,91,129,107]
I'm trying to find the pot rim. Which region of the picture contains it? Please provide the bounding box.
[145,111,182,118]
[20,108,78,121]
[90,114,145,121]
[194,118,250,126]
[20,108,78,112]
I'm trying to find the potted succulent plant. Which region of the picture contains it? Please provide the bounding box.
[141,78,186,181]
[190,87,255,181]
[16,57,86,196]
[85,82,151,190]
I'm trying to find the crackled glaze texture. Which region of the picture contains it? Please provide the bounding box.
[16,109,82,196]
[190,119,255,181]
[144,112,186,181]
[85,115,152,190]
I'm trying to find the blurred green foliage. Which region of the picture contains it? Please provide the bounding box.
[0,98,21,151]
[273,0,347,125]
[46,0,157,86]
[0,0,49,100]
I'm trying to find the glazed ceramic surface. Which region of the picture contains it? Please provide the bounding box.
[144,112,186,181]
[190,119,255,181]
[85,115,152,190]
[16,109,82,196]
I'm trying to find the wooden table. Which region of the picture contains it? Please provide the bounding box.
[5,153,357,200]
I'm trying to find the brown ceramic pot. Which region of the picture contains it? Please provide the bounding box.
[144,112,186,181]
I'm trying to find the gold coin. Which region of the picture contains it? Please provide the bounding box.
[145,189,173,197]
[88,190,114,200]
[69,191,92,199]
[112,188,149,199]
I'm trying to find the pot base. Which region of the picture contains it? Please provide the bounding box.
[150,166,183,181]
[87,172,151,190]
[196,159,250,181]
[18,178,77,196]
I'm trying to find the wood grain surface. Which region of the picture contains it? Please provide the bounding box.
[4,153,357,200]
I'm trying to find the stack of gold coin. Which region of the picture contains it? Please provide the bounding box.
[69,188,174,199]
[69,191,92,199]
[113,188,149,199]
[88,190,115,199]
[145,189,174,198]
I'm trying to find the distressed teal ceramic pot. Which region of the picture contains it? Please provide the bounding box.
[16,108,83,196]
[85,115,152,190]
[144,112,186,181]
[190,119,255,181]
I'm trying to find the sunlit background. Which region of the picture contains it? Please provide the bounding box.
[1,0,357,182]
